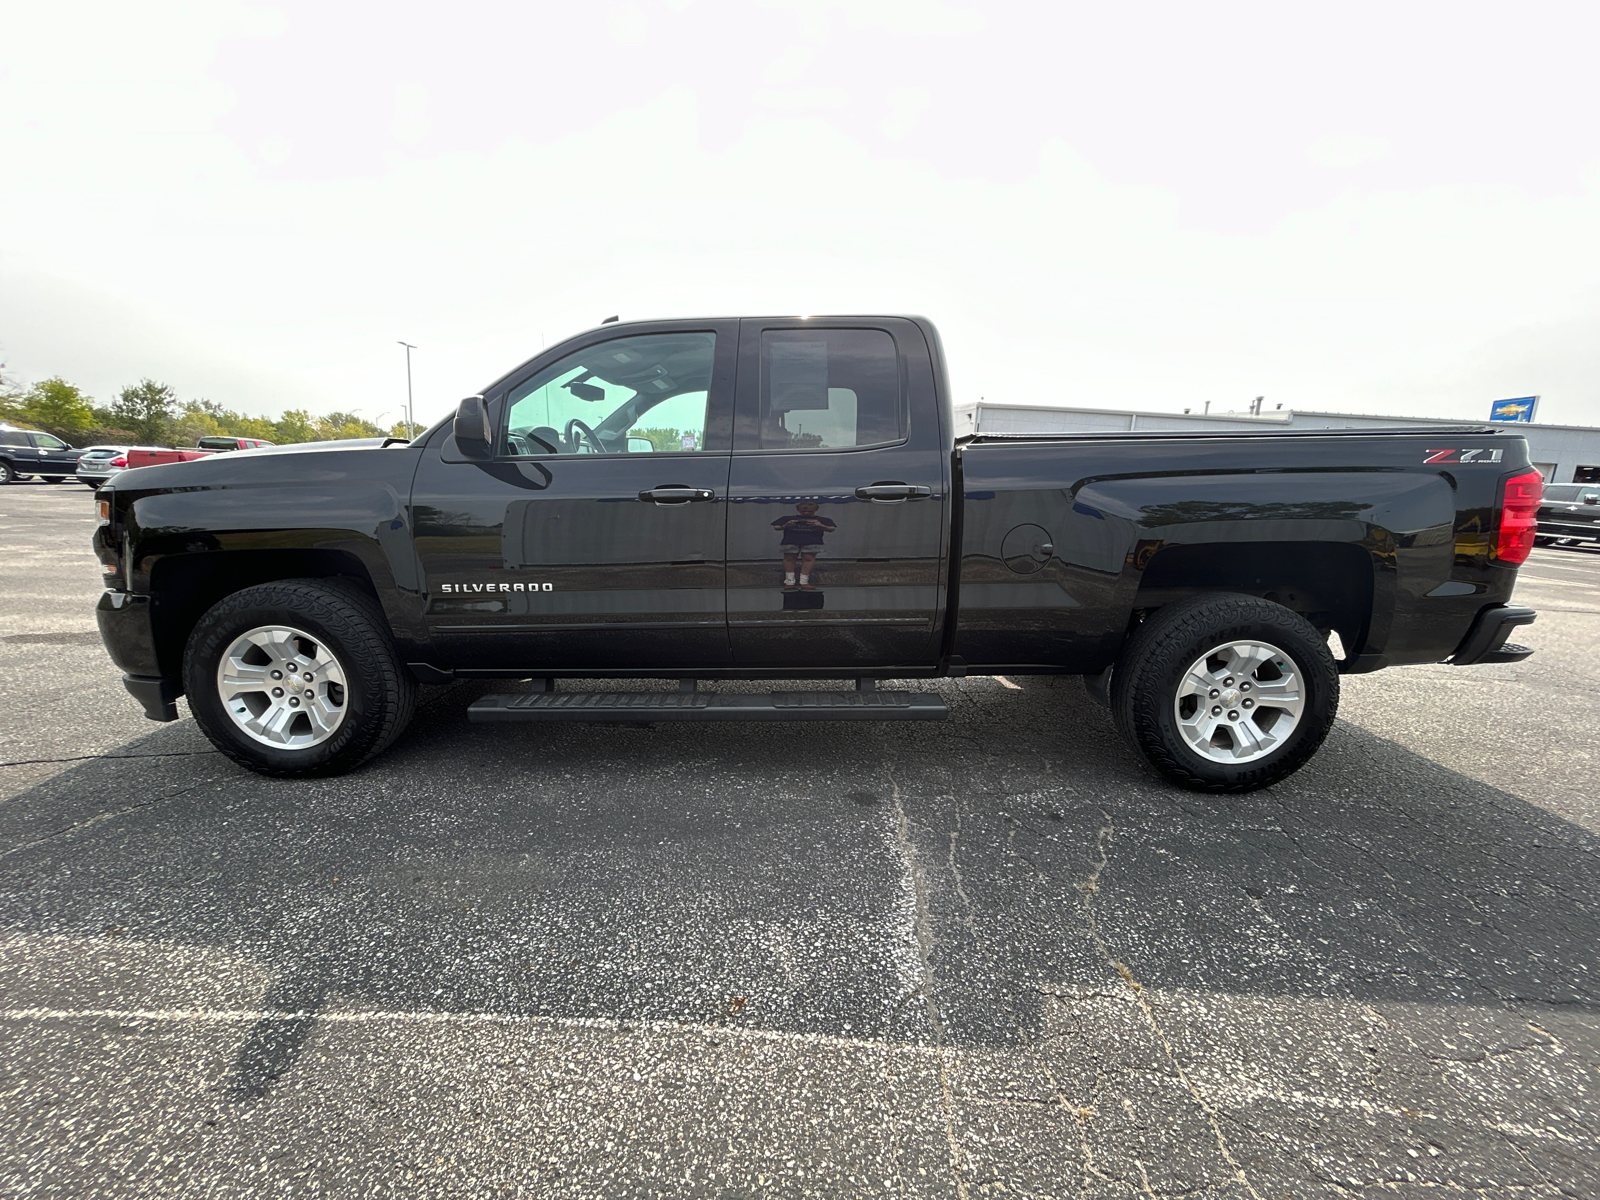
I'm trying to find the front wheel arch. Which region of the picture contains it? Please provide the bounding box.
[149,548,388,685]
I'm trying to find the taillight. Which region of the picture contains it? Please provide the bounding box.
[1494,470,1542,565]
[109,455,127,467]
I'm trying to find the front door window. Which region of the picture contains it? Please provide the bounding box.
[504,333,718,456]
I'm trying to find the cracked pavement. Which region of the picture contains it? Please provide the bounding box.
[1,481,1597,1198]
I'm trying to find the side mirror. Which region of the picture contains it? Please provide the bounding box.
[627,436,654,454]
[454,395,493,458]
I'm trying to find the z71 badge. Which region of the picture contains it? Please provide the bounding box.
[1423,448,1505,464]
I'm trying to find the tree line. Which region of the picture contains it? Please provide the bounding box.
[0,376,415,447]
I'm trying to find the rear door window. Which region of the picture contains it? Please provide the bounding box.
[756,329,903,451]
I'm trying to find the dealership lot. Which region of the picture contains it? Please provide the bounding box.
[1,480,1596,1198]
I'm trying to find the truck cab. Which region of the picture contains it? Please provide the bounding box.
[413,316,947,672]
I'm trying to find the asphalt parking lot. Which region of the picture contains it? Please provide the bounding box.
[1,478,1596,1199]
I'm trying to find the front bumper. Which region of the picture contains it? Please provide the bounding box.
[122,674,179,722]
[96,590,179,720]
[1451,604,1537,666]
[96,590,161,675]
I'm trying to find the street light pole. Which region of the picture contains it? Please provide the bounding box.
[397,341,417,437]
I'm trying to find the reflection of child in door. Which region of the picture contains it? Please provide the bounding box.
[772,502,836,591]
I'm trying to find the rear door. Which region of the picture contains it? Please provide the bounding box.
[411,322,737,670]
[724,318,948,668]
[0,429,30,468]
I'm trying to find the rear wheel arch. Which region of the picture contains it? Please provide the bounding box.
[1130,540,1373,663]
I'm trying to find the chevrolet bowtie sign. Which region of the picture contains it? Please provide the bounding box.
[1489,396,1538,423]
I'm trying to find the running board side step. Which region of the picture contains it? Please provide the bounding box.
[467,689,948,723]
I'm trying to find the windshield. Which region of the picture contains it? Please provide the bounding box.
[1546,485,1599,502]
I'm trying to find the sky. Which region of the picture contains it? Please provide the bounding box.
[3,0,1599,430]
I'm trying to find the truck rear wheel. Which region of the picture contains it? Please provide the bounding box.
[1111,593,1339,793]
[183,579,416,777]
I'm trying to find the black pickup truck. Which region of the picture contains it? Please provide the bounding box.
[1535,482,1600,547]
[92,316,1541,792]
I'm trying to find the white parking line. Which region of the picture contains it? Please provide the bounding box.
[0,1005,938,1056]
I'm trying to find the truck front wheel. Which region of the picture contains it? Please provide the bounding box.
[1111,593,1339,793]
[183,579,416,777]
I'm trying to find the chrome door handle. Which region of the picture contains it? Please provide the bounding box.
[639,485,715,504]
[855,483,932,502]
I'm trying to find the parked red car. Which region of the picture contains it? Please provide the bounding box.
[125,437,273,469]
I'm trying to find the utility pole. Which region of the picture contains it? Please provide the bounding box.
[397,342,417,437]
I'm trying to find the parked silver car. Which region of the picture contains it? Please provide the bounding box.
[75,446,139,488]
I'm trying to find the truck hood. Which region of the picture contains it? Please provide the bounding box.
[236,438,394,456]
[110,438,412,490]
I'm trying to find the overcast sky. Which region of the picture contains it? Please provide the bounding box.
[4,0,1599,429]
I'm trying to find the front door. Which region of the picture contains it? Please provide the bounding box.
[411,323,737,670]
[725,318,949,668]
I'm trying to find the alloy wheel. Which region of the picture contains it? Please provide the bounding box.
[216,625,348,749]
[1174,639,1305,764]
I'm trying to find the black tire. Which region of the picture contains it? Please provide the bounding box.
[1110,593,1339,793]
[0,461,16,484]
[183,578,416,777]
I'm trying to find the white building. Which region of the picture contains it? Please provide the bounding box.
[954,403,1600,485]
